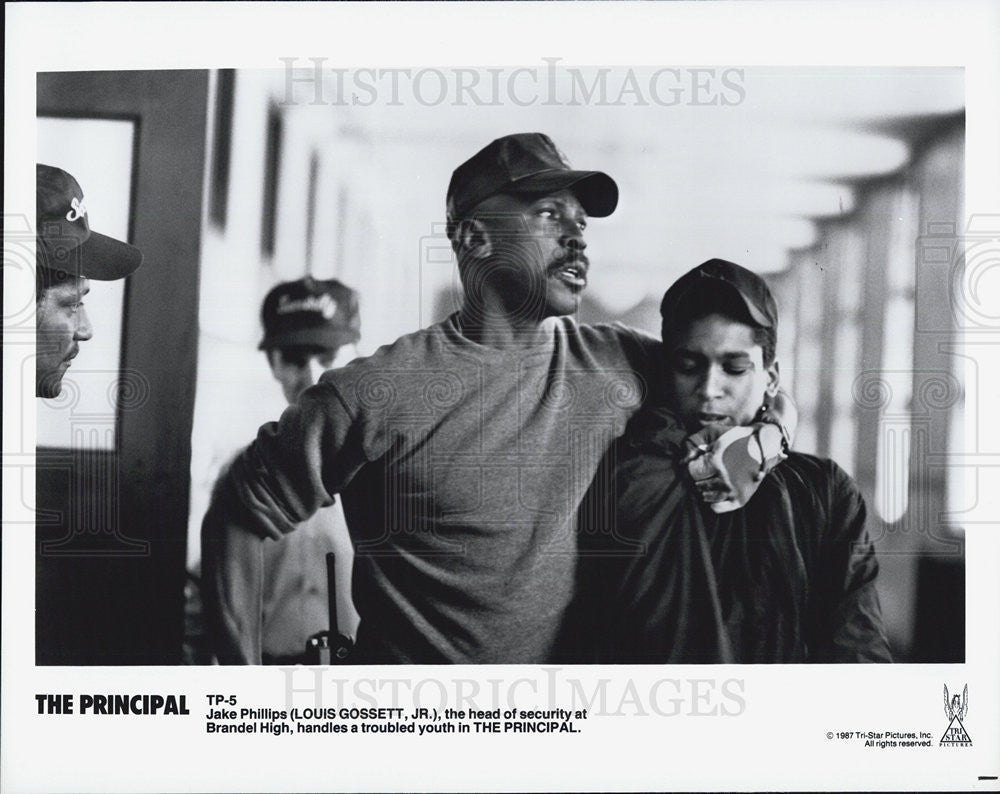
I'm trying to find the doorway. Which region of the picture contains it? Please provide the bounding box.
[36,70,209,664]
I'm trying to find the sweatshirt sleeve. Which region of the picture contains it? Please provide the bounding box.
[224,378,369,540]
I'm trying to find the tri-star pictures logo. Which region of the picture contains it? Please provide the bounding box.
[940,684,972,747]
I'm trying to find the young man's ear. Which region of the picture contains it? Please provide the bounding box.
[765,359,780,399]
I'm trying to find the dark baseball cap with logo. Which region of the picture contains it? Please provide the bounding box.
[259,277,361,351]
[36,164,143,279]
[446,133,619,226]
[660,258,778,331]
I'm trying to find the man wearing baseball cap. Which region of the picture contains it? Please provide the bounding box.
[572,259,891,663]
[200,277,361,664]
[202,135,789,664]
[35,164,142,398]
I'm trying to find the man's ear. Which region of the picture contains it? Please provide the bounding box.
[765,359,780,399]
[454,217,492,262]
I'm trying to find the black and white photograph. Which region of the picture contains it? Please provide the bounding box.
[4,2,999,792]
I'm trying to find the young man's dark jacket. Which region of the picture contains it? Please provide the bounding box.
[563,406,892,664]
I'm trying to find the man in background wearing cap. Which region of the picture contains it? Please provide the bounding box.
[200,278,361,664]
[35,164,142,398]
[572,259,891,663]
[202,135,789,664]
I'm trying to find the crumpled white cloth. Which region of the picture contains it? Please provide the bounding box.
[685,423,787,513]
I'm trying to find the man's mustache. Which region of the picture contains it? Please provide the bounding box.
[548,248,590,273]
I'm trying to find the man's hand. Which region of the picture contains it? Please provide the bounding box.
[685,423,787,513]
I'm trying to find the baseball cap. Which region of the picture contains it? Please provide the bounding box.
[446,133,619,224]
[259,277,361,351]
[36,164,143,279]
[660,259,778,330]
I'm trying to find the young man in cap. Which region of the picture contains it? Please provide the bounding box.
[200,277,362,664]
[575,259,891,663]
[35,164,142,398]
[203,135,791,664]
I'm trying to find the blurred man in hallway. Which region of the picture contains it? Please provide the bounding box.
[201,277,361,664]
